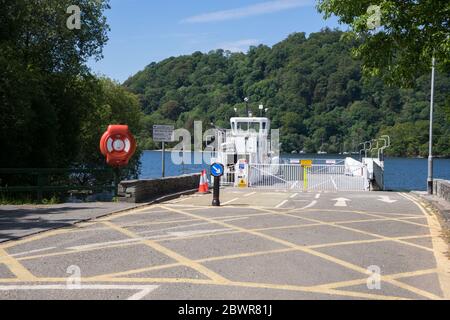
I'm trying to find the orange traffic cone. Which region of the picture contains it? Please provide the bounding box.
[198,169,210,193]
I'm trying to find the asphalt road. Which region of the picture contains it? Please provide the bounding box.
[0,189,449,300]
[0,202,137,242]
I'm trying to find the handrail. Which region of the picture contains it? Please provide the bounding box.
[0,168,115,201]
[370,139,379,158]
[358,135,391,161]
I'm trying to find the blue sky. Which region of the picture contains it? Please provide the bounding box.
[88,0,342,83]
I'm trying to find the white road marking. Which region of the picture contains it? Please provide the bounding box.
[127,287,158,300]
[0,284,159,300]
[167,228,230,237]
[243,192,256,197]
[275,200,289,208]
[221,198,239,205]
[66,237,154,250]
[11,247,56,257]
[378,196,397,204]
[315,193,320,199]
[290,193,298,199]
[261,192,287,196]
[137,217,246,235]
[168,197,190,204]
[138,221,215,235]
[333,198,350,207]
[65,221,244,253]
[66,218,246,250]
[298,200,317,210]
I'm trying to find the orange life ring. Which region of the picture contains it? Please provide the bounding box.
[100,125,136,167]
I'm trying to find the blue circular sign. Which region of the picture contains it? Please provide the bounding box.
[210,163,224,177]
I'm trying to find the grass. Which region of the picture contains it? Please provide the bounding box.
[0,195,61,205]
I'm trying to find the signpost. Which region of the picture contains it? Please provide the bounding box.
[210,162,224,206]
[153,125,174,177]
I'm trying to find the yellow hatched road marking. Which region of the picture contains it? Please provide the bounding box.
[101,221,228,283]
[0,248,35,280]
[87,235,434,281]
[0,228,69,249]
[0,192,445,300]
[160,205,442,300]
[400,193,450,299]
[14,217,432,263]
[314,268,438,290]
[0,276,408,300]
[254,207,433,252]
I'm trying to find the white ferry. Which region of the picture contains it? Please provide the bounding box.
[211,116,279,185]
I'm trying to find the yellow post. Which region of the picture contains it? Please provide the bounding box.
[303,166,308,190]
[300,160,312,191]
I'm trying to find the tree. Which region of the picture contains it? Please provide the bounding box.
[124,30,450,157]
[78,78,144,177]
[0,0,111,168]
[317,0,450,86]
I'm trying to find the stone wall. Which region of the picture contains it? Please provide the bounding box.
[434,179,450,203]
[118,173,201,203]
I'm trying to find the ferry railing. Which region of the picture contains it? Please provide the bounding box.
[287,159,345,166]
[248,163,367,191]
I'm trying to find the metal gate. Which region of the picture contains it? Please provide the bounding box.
[247,163,368,191]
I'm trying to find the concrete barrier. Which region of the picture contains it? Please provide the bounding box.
[434,179,450,203]
[118,173,201,203]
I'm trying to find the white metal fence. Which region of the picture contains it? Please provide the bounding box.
[246,163,368,191]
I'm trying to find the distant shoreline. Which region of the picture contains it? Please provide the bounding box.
[142,150,449,159]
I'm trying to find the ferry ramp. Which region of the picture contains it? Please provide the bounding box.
[0,189,449,300]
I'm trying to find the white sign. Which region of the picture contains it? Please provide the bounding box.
[153,125,174,142]
[234,159,249,188]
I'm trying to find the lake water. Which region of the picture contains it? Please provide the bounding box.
[139,151,450,191]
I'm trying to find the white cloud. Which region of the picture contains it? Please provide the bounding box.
[182,0,313,24]
[218,39,260,53]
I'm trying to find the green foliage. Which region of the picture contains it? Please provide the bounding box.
[0,1,143,177]
[125,29,450,157]
[77,78,144,177]
[317,0,450,87]
[0,194,60,205]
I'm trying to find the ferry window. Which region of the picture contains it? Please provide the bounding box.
[248,122,260,131]
[236,122,246,131]
[236,122,260,132]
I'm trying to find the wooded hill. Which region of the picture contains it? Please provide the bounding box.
[125,29,450,157]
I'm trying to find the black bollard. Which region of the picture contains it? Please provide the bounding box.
[210,162,224,207]
[212,176,221,206]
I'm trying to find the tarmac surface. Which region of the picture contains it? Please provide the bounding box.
[0,189,449,300]
[0,202,137,242]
